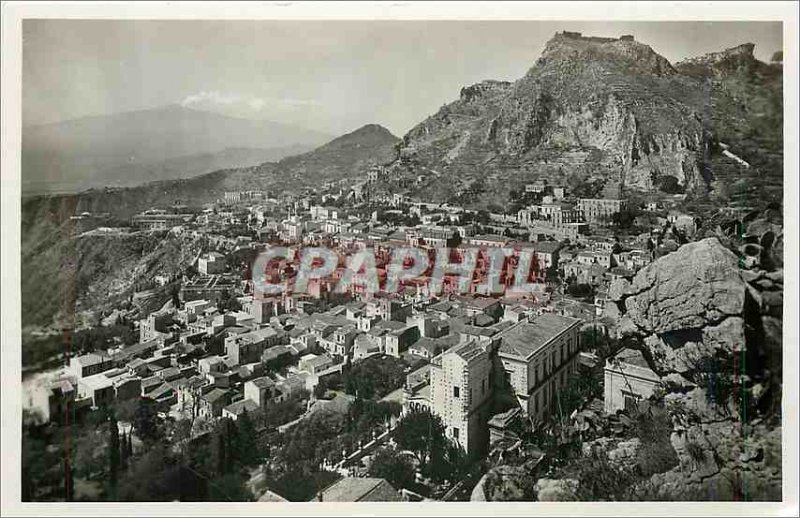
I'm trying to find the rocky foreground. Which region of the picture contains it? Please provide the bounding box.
[478,208,783,501]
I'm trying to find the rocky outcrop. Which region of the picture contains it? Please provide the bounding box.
[377,31,782,208]
[612,236,781,415]
[607,222,783,500]
[389,32,784,205]
[644,422,782,501]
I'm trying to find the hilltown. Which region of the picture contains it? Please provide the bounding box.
[251,245,556,297]
[23,172,738,502]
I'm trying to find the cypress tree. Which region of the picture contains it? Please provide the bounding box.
[236,410,259,466]
[109,416,120,496]
[120,430,129,470]
[64,458,74,502]
[214,426,227,476]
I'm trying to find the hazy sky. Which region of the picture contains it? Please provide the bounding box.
[23,20,783,136]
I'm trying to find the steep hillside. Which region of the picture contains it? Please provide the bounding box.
[379,32,782,208]
[22,105,331,194]
[22,218,204,331]
[674,43,783,205]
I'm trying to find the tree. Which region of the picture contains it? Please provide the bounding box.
[236,410,260,467]
[208,473,254,502]
[218,290,242,312]
[120,431,129,470]
[132,397,162,447]
[126,432,134,459]
[313,379,328,400]
[368,448,416,490]
[568,448,636,501]
[214,424,229,476]
[169,283,181,308]
[567,282,594,300]
[658,175,684,194]
[206,332,226,356]
[109,415,120,494]
[64,458,75,502]
[393,409,447,473]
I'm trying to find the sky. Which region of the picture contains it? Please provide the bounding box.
[22,20,783,137]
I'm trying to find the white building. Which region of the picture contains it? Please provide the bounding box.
[604,348,661,413]
[494,314,583,423]
[198,252,226,276]
[429,339,494,456]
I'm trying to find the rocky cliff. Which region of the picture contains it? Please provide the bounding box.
[382,32,782,207]
[604,209,783,500]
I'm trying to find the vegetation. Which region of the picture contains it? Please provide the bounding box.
[262,398,401,501]
[393,408,468,483]
[217,289,242,312]
[22,320,137,368]
[343,355,409,400]
[367,447,416,490]
[566,282,595,300]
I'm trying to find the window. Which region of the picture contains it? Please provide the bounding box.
[623,391,641,413]
[453,386,460,398]
[453,427,459,440]
[481,379,486,394]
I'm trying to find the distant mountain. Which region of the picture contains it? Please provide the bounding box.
[376,32,782,208]
[22,105,332,194]
[23,123,399,226]
[242,123,401,190]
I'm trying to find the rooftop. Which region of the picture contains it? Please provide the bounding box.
[611,348,652,369]
[447,339,487,363]
[223,398,259,416]
[497,313,583,360]
[248,376,275,389]
[318,477,401,502]
[202,387,229,403]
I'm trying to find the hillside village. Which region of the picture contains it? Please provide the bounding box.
[23,152,782,502]
[19,30,784,504]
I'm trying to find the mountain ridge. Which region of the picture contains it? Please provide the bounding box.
[22,104,333,194]
[376,31,782,208]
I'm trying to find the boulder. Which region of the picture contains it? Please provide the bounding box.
[620,238,746,340]
[534,478,579,502]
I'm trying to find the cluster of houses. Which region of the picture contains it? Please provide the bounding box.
[38,176,683,478]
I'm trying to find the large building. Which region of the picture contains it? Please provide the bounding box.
[494,314,582,423]
[198,252,226,275]
[578,198,627,224]
[180,275,239,303]
[69,353,114,380]
[429,339,494,456]
[225,327,283,366]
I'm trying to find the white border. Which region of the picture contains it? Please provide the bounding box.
[1,2,798,517]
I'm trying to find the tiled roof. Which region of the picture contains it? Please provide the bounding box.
[318,477,401,502]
